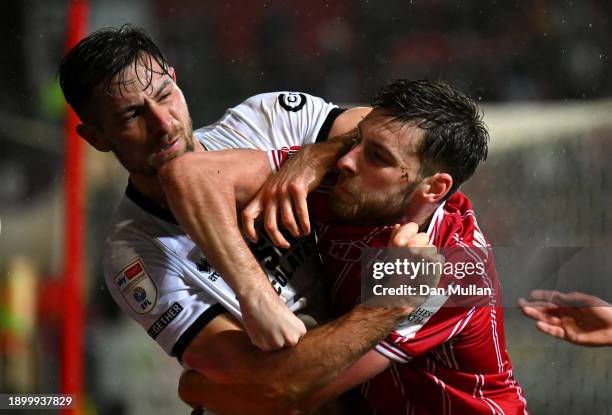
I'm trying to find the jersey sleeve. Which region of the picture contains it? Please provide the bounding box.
[103,238,226,360]
[193,91,345,171]
[375,304,476,363]
[376,202,496,363]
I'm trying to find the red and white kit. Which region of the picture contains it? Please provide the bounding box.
[310,187,529,415]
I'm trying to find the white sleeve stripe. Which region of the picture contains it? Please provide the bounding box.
[375,340,412,363]
[426,200,447,242]
[445,306,477,341]
[267,151,278,172]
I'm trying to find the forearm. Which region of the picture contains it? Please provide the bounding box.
[301,129,357,173]
[158,151,274,299]
[288,350,390,414]
[183,305,409,412]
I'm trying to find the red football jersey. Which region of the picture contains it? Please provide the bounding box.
[310,186,528,415]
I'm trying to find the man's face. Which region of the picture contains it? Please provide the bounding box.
[86,57,195,175]
[329,109,424,224]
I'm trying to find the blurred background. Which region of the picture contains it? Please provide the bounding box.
[1,0,611,414]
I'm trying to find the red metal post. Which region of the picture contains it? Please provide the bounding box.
[61,1,88,413]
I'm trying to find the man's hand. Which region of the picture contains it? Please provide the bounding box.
[388,222,430,248]
[241,107,372,249]
[389,223,442,307]
[240,286,306,351]
[242,144,327,249]
[243,130,361,249]
[518,290,612,347]
[363,223,441,310]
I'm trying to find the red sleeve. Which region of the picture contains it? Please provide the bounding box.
[267,145,302,172]
[376,303,476,362]
[377,192,497,363]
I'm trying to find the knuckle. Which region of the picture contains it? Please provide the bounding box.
[253,338,267,350]
[393,235,405,246]
[288,182,302,194]
[293,334,302,346]
[272,338,284,350]
[241,209,252,221]
[264,219,276,232]
[406,222,419,234]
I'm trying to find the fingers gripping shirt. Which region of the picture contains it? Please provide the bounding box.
[103,92,343,359]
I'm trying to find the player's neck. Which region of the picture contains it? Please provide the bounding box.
[129,174,170,209]
[401,202,439,230]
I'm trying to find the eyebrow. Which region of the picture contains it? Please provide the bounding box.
[358,124,397,161]
[115,78,173,116]
[152,78,172,100]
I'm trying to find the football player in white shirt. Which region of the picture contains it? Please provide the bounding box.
[59,25,428,413]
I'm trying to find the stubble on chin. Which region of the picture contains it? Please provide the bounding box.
[329,193,360,222]
[328,188,411,225]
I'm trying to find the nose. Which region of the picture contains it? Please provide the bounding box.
[337,144,360,176]
[146,101,173,136]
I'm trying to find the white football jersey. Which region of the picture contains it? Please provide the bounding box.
[103,92,346,359]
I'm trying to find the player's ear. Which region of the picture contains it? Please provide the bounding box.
[420,173,453,203]
[169,66,176,83]
[76,123,111,152]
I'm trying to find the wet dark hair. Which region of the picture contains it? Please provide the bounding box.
[372,79,489,196]
[58,24,169,123]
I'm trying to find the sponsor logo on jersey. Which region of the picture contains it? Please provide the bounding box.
[196,257,212,273]
[147,302,184,339]
[115,260,145,289]
[192,255,220,281]
[279,93,307,112]
[114,259,157,314]
[249,226,316,298]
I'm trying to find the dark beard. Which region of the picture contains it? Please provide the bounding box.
[328,182,417,225]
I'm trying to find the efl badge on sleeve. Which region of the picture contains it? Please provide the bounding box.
[114,259,158,314]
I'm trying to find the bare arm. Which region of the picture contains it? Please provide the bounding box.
[158,150,306,351]
[288,350,391,414]
[179,305,406,415]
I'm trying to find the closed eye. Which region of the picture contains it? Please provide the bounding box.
[158,92,171,102]
[365,146,393,165]
[123,107,142,122]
